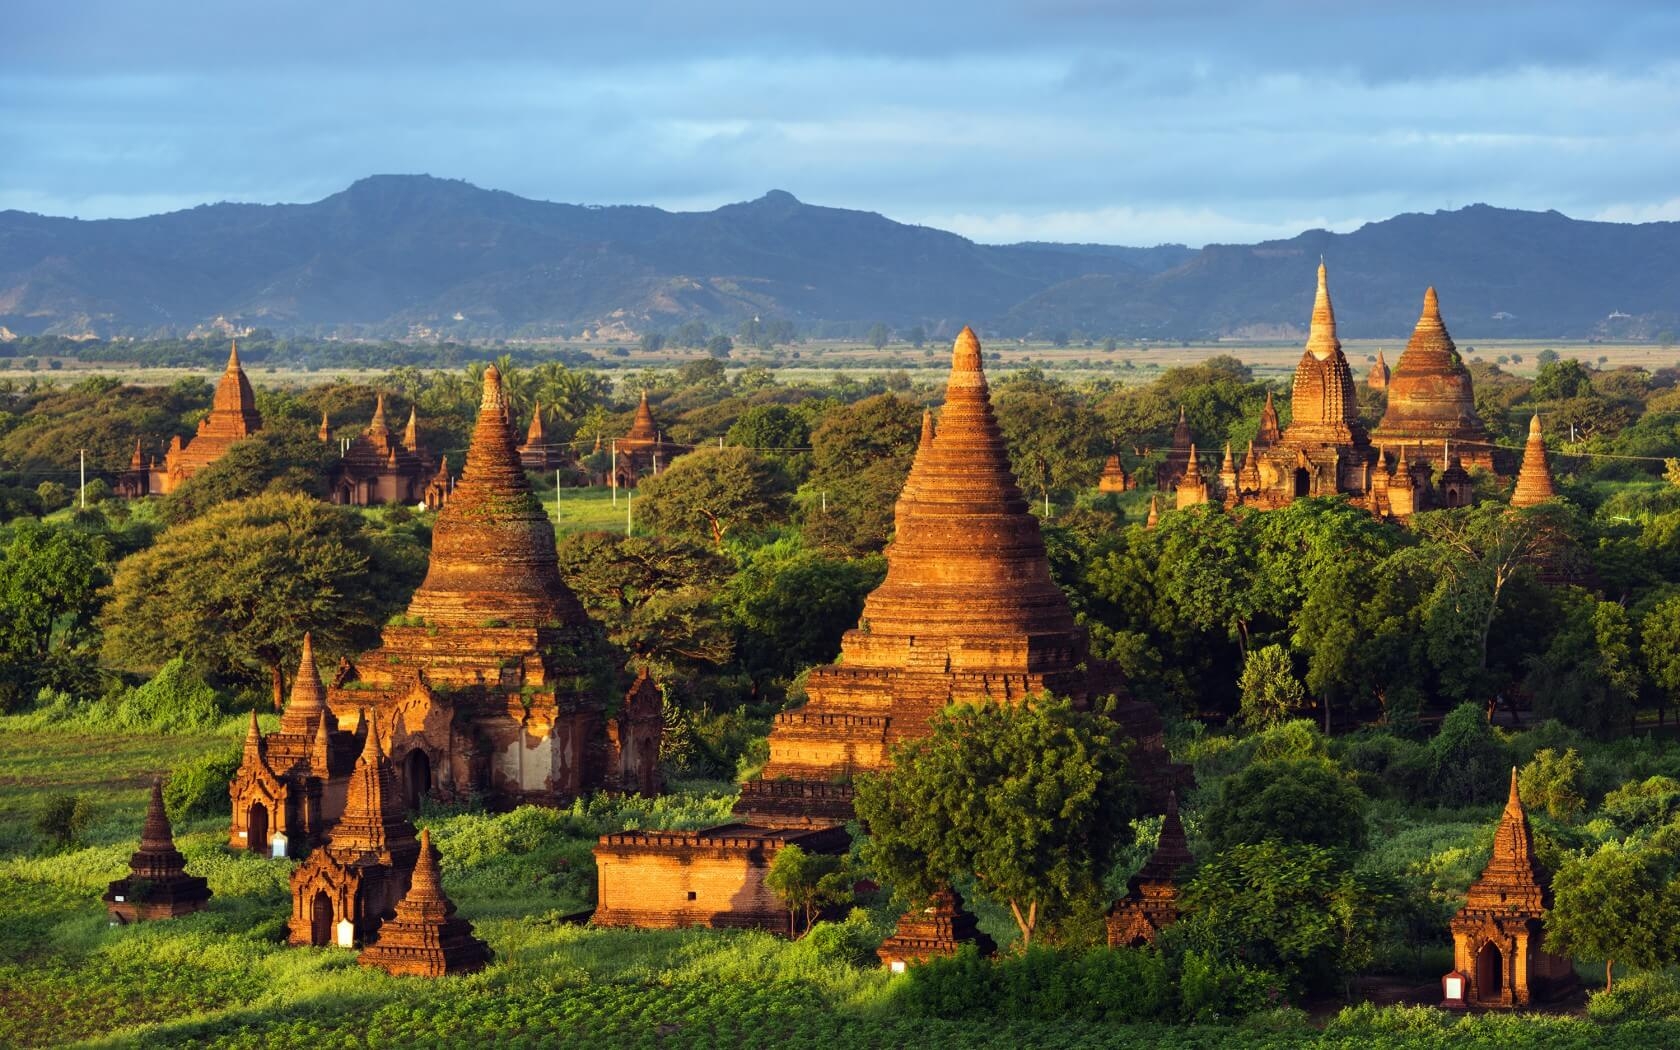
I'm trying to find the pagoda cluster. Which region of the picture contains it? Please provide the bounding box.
[1152,267,1558,521]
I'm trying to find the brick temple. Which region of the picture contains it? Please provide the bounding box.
[1167,265,1514,518]
[328,395,441,506]
[288,718,421,948]
[611,390,680,488]
[594,328,1184,932]
[120,342,262,496]
[1447,769,1578,1007]
[1511,414,1559,507]
[1106,790,1193,947]
[229,634,360,857]
[357,828,490,977]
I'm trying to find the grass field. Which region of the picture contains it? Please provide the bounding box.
[14,338,1677,391]
[4,721,1680,1047]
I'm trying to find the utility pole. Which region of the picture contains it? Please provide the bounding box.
[78,449,86,509]
[555,468,561,524]
[611,440,618,507]
[626,483,633,537]
[821,490,827,513]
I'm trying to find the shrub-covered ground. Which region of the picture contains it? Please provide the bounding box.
[5,725,1680,1049]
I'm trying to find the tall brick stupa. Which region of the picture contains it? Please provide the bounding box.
[594,328,1184,930]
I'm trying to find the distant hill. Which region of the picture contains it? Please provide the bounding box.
[2,176,1676,341]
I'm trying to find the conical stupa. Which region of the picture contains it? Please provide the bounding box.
[1286,262,1364,445]
[1511,415,1559,507]
[357,828,491,977]
[406,366,586,628]
[105,779,212,922]
[1372,288,1490,463]
[1107,790,1194,946]
[156,340,263,492]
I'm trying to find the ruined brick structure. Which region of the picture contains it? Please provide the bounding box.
[289,718,422,948]
[595,328,1184,933]
[877,887,996,970]
[1106,790,1193,947]
[317,365,619,808]
[593,824,850,929]
[104,779,212,922]
[604,670,665,795]
[229,634,360,857]
[329,395,439,506]
[357,828,490,977]
[1156,406,1195,491]
[1448,769,1578,1007]
[125,342,262,496]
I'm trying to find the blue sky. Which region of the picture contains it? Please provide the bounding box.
[4,1,1678,245]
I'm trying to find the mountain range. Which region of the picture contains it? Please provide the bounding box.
[2,175,1676,342]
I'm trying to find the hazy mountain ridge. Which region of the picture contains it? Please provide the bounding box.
[2,176,1676,340]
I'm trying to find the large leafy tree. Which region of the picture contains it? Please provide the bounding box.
[1205,757,1367,854]
[0,522,110,710]
[722,537,884,688]
[1641,594,1680,727]
[802,393,921,553]
[1547,840,1680,992]
[160,423,336,525]
[635,446,792,548]
[101,493,393,707]
[1176,841,1396,996]
[854,696,1134,948]
[993,371,1106,507]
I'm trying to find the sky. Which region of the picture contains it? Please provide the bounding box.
[4,1,1679,246]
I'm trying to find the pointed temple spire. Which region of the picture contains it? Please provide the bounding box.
[526,401,546,445]
[104,778,211,921]
[403,406,420,450]
[328,715,415,855]
[1511,414,1558,507]
[280,633,327,736]
[129,437,145,469]
[1373,286,1487,454]
[1256,390,1281,446]
[1305,260,1341,361]
[1219,442,1236,473]
[356,827,492,976]
[1106,787,1194,947]
[1369,349,1390,389]
[628,389,659,441]
[319,412,332,442]
[1171,404,1192,448]
[369,393,390,437]
[243,710,264,762]
[1181,443,1203,482]
[404,364,587,629]
[206,340,261,433]
[1146,494,1159,529]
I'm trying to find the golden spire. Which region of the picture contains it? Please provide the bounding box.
[1511,414,1558,507]
[1305,260,1341,360]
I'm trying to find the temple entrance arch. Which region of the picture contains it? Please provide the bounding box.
[404,749,432,811]
[1293,468,1311,497]
[310,891,333,946]
[1477,942,1503,999]
[247,802,269,854]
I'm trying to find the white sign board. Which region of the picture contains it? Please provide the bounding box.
[336,918,355,948]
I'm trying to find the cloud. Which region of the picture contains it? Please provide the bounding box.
[4,2,1680,243]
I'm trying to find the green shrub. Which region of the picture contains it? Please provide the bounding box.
[166,745,242,823]
[902,945,1181,1024]
[1520,747,1587,822]
[34,792,95,848]
[1602,776,1680,833]
[1176,950,1284,1022]
[1325,1001,1455,1035]
[116,657,224,732]
[1587,967,1680,1023]
[1429,703,1511,805]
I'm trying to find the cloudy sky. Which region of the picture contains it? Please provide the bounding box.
[4,1,1678,245]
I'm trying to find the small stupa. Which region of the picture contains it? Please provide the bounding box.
[1107,791,1194,947]
[357,828,490,977]
[105,780,212,922]
[1510,415,1559,508]
[877,886,996,971]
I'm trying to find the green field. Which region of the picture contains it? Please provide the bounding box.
[5,722,1679,1048]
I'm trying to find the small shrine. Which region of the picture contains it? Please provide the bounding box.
[877,887,996,972]
[135,342,263,495]
[604,670,665,795]
[357,828,491,977]
[613,390,681,488]
[1368,350,1390,390]
[104,780,212,923]
[518,401,577,476]
[1446,769,1578,1008]
[1107,791,1193,947]
[228,634,360,857]
[1098,453,1132,493]
[288,717,421,948]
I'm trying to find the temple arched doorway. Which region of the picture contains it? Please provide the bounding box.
[247,802,269,854]
[1476,942,1503,999]
[1293,468,1311,498]
[404,749,431,811]
[310,891,333,946]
